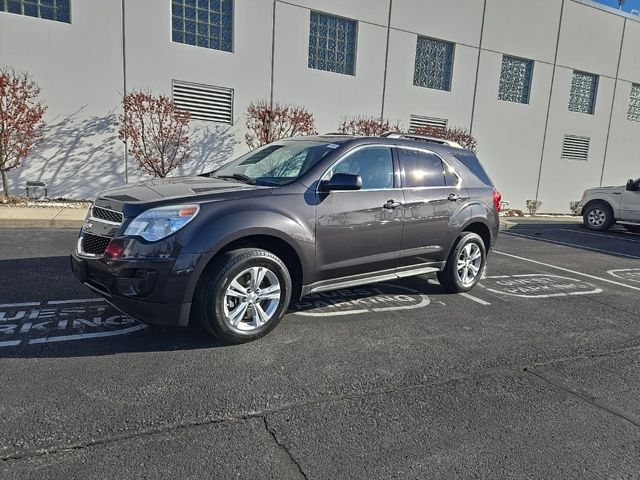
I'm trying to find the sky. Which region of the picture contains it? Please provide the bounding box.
[592,0,640,13]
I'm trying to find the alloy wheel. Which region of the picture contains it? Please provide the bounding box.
[223,266,281,331]
[456,243,483,286]
[587,209,606,227]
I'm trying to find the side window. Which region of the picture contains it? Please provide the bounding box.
[329,147,394,190]
[398,148,446,187]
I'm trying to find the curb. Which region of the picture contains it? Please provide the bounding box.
[0,207,86,229]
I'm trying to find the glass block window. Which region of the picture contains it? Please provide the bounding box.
[308,11,357,76]
[0,0,70,23]
[413,36,454,91]
[171,0,233,52]
[627,84,640,122]
[498,56,533,104]
[569,71,598,114]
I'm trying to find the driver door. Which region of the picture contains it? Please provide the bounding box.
[621,179,640,222]
[314,146,404,283]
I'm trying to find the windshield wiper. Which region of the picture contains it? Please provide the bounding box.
[215,174,256,185]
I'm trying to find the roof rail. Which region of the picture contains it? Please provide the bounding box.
[381,131,463,149]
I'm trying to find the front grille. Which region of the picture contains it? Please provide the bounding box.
[92,206,123,224]
[82,233,111,255]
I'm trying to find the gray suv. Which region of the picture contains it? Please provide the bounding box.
[71,133,501,343]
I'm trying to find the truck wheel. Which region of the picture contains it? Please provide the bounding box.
[194,248,292,344]
[437,232,486,293]
[624,224,640,234]
[583,202,614,231]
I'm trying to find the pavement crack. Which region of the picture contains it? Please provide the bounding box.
[525,368,640,429]
[262,416,309,480]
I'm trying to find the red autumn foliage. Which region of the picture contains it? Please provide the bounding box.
[118,91,191,178]
[412,125,478,153]
[337,116,402,137]
[245,100,317,149]
[0,67,47,198]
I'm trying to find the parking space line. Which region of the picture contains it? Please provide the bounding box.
[0,340,22,347]
[558,229,640,244]
[0,302,40,308]
[494,250,640,292]
[460,293,491,305]
[27,324,148,344]
[46,298,104,305]
[502,231,640,260]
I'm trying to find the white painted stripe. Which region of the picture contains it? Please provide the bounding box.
[46,298,104,305]
[0,340,22,347]
[460,292,491,305]
[502,231,640,260]
[27,324,147,344]
[558,228,640,244]
[0,302,40,308]
[494,250,640,292]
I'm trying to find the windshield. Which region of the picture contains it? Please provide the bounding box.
[213,141,339,186]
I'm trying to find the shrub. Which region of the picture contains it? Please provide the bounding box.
[0,67,47,198]
[245,100,317,149]
[569,201,581,216]
[526,200,542,215]
[336,115,402,137]
[412,125,478,153]
[118,91,191,178]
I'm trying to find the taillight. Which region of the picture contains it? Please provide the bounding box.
[493,189,502,212]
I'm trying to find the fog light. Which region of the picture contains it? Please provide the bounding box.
[105,240,125,259]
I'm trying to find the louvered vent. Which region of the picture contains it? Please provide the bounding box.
[561,135,590,161]
[409,115,448,133]
[172,80,233,123]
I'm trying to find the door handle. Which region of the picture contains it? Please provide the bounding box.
[383,199,402,209]
[447,193,460,201]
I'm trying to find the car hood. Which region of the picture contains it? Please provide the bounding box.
[94,176,272,215]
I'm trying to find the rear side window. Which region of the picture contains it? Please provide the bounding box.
[398,148,446,187]
[452,153,493,186]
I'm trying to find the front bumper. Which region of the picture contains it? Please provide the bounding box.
[70,251,200,327]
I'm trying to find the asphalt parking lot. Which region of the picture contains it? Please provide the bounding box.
[1,221,639,479]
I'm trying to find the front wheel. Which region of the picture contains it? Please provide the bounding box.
[437,232,486,293]
[583,202,614,231]
[194,248,292,344]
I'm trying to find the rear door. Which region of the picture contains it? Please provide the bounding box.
[314,145,404,282]
[621,178,640,222]
[397,147,467,266]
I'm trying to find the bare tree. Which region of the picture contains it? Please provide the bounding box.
[118,91,191,178]
[0,67,46,198]
[245,100,317,149]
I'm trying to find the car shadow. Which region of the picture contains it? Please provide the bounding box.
[0,274,452,359]
[502,220,640,259]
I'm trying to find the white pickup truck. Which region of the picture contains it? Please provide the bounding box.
[579,178,640,232]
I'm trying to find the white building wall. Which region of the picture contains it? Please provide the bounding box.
[1,0,639,212]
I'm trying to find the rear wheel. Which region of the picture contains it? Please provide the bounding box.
[194,248,292,344]
[583,202,614,231]
[437,232,486,293]
[624,224,640,234]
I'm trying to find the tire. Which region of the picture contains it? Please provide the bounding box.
[624,224,640,234]
[582,202,614,231]
[437,232,487,294]
[194,248,292,344]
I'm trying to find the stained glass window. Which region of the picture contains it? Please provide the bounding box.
[171,0,233,52]
[0,0,70,23]
[569,71,598,114]
[413,36,454,91]
[498,55,533,104]
[308,11,357,76]
[627,84,640,122]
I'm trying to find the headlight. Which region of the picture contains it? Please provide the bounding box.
[124,205,199,241]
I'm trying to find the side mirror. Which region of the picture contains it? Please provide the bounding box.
[626,179,636,191]
[321,173,362,191]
